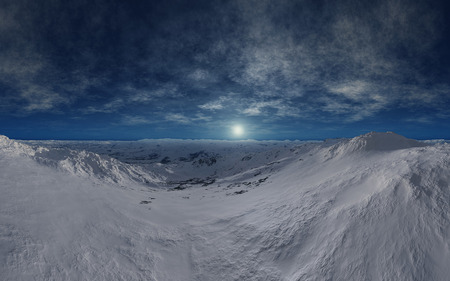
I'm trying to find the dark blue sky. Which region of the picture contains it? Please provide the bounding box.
[0,0,449,140]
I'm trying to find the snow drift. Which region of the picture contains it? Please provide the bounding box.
[1,132,450,280]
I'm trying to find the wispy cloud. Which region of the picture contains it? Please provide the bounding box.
[404,116,433,124]
[84,98,124,114]
[242,100,300,118]
[322,81,390,121]
[82,83,183,114]
[127,83,182,102]
[119,115,156,126]
[188,69,216,83]
[165,113,212,124]
[199,96,232,111]
[165,113,191,124]
[20,85,69,113]
[327,81,372,101]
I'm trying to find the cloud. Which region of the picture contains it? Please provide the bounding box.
[165,113,212,125]
[83,98,124,114]
[242,100,300,118]
[216,0,449,119]
[198,93,304,121]
[20,85,69,113]
[402,84,450,108]
[82,83,183,114]
[0,1,103,115]
[321,81,390,121]
[119,115,156,126]
[404,116,433,124]
[0,81,70,115]
[188,69,213,82]
[127,83,182,103]
[0,0,448,130]
[327,81,371,101]
[107,0,450,126]
[199,96,231,111]
[0,51,44,81]
[165,113,191,124]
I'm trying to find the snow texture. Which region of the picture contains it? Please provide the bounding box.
[1,132,450,280]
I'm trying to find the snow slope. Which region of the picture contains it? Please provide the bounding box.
[1,132,450,280]
[3,136,164,187]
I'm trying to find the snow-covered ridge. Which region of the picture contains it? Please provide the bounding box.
[0,135,36,155]
[0,132,435,189]
[3,132,433,188]
[0,135,164,187]
[20,138,311,187]
[348,131,426,151]
[325,131,428,159]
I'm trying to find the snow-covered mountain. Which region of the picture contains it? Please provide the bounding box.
[20,138,311,187]
[1,132,450,280]
[2,135,164,187]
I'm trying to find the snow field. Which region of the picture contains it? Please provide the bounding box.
[1,132,449,280]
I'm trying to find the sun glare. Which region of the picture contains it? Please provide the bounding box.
[232,125,244,137]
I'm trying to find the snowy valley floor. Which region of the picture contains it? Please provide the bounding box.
[1,132,450,280]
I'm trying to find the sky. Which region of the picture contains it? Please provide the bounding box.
[0,0,449,140]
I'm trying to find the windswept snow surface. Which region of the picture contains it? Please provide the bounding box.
[1,132,450,280]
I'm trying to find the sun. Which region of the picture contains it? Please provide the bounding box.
[232,125,244,137]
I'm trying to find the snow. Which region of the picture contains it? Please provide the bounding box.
[1,132,450,280]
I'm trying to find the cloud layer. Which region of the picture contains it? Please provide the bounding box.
[0,0,449,138]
